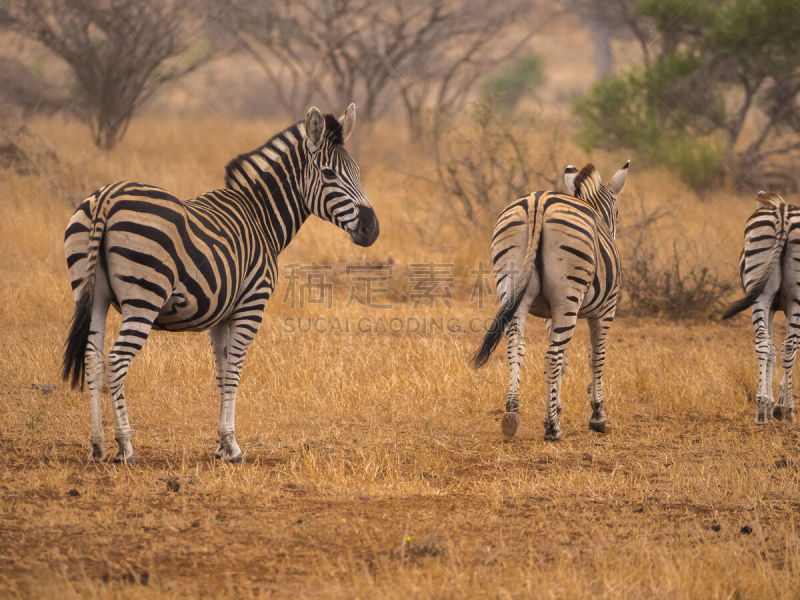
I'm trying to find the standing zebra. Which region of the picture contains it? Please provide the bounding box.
[62,104,379,463]
[473,162,629,440]
[722,191,798,424]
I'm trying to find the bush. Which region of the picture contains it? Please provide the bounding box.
[479,54,544,112]
[617,197,734,318]
[435,101,563,224]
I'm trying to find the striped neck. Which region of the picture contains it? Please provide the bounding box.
[224,122,312,253]
[573,165,616,237]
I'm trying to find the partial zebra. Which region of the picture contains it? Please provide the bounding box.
[473,162,629,440]
[62,104,379,463]
[722,191,799,424]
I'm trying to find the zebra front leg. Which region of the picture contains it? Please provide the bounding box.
[752,303,775,424]
[106,313,156,464]
[210,312,262,462]
[501,313,528,438]
[543,311,579,441]
[587,315,613,433]
[775,316,799,422]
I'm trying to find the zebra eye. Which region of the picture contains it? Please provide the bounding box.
[321,168,337,180]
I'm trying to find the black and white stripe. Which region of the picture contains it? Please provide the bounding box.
[473,162,629,440]
[62,104,379,463]
[722,191,799,424]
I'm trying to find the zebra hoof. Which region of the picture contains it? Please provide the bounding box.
[773,406,795,422]
[589,418,607,433]
[501,412,520,438]
[89,443,105,462]
[112,454,136,465]
[543,425,562,441]
[754,409,772,425]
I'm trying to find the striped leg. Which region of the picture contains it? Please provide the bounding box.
[752,301,776,424]
[543,308,579,441]
[107,311,157,463]
[84,269,113,461]
[775,311,799,422]
[587,314,613,433]
[501,289,536,438]
[545,318,568,396]
[210,312,262,462]
[501,313,527,438]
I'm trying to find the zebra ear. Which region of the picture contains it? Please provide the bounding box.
[609,160,630,196]
[564,165,578,194]
[305,106,325,153]
[339,103,356,142]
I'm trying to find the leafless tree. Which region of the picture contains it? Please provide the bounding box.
[4,0,214,149]
[224,0,556,141]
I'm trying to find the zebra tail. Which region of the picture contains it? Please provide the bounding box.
[62,286,93,389]
[473,195,545,368]
[722,202,789,320]
[62,186,114,389]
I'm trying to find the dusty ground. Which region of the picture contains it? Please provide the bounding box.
[1,106,799,599]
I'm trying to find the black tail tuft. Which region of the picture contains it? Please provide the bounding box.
[62,287,93,390]
[472,296,524,369]
[721,286,764,320]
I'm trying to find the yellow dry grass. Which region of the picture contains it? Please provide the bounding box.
[1,113,799,600]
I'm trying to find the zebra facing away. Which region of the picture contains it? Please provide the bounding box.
[722,191,799,424]
[473,162,629,440]
[63,104,379,463]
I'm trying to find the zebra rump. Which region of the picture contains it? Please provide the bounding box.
[722,192,789,320]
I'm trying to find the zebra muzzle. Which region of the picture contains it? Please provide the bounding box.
[350,205,379,247]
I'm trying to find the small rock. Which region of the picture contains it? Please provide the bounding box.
[190,520,200,528]
[165,478,180,493]
[740,525,753,535]
[31,383,56,395]
[68,488,80,497]
[711,522,721,532]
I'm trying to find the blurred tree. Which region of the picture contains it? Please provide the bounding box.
[4,0,214,149]
[565,0,649,78]
[223,0,558,142]
[479,54,544,113]
[575,0,800,190]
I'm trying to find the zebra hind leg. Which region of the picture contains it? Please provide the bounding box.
[752,303,775,425]
[107,311,158,464]
[85,272,113,460]
[543,308,579,441]
[501,313,528,438]
[587,315,614,433]
[775,316,799,422]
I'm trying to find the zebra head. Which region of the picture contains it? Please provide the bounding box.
[302,104,379,247]
[564,160,629,238]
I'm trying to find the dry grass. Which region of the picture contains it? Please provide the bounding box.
[1,112,799,600]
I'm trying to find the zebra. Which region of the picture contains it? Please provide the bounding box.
[722,191,799,424]
[62,104,379,463]
[473,162,629,440]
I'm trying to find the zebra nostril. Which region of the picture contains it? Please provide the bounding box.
[351,205,379,246]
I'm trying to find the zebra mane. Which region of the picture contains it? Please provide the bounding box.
[224,114,344,187]
[573,163,603,200]
[756,190,785,209]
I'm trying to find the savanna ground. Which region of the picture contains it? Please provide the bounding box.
[2,22,800,600]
